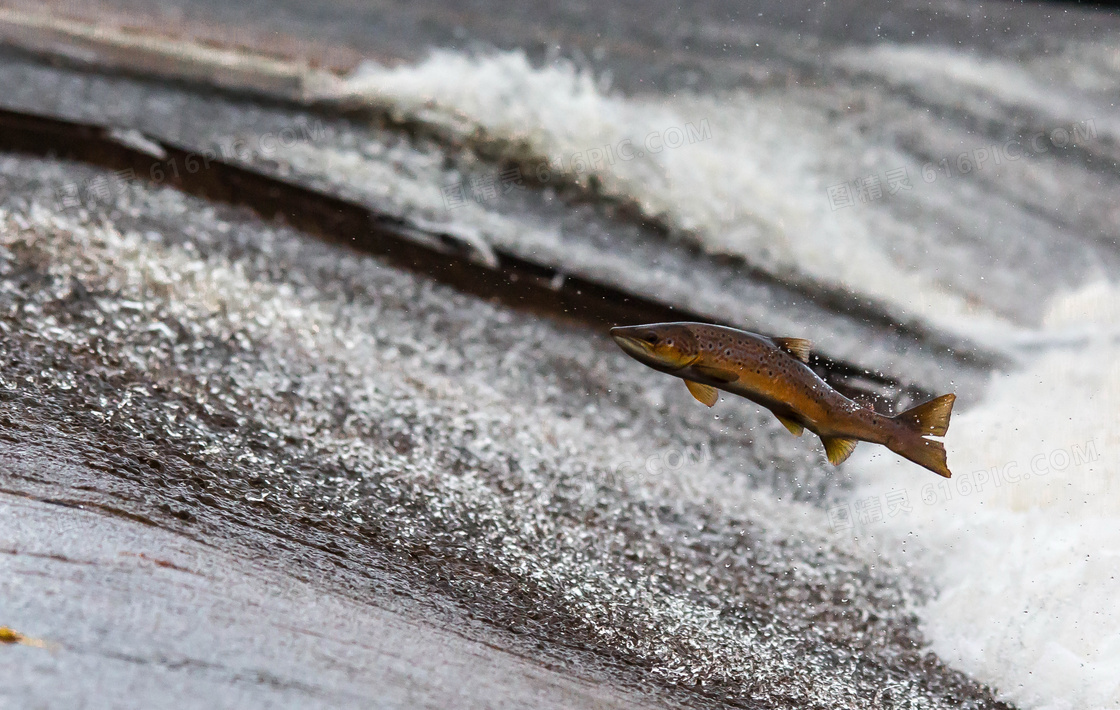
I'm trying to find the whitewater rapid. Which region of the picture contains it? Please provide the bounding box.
[850,281,1120,710]
[324,44,1120,708]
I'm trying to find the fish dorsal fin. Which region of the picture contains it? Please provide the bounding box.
[894,393,956,437]
[692,364,739,383]
[772,337,811,363]
[685,380,719,407]
[821,436,858,465]
[774,414,804,437]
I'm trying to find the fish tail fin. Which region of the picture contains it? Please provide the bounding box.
[890,394,956,477]
[891,437,952,478]
[893,394,955,437]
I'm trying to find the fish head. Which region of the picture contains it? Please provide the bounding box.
[610,323,700,372]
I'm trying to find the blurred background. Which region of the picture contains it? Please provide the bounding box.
[0,1,1117,708]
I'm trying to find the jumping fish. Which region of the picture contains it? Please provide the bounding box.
[610,322,956,477]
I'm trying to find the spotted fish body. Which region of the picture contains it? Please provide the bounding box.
[611,322,956,477]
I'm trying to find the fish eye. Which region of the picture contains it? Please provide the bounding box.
[642,332,660,344]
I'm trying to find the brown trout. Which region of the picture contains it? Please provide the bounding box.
[611,322,956,477]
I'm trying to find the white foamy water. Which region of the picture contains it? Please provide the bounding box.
[850,280,1120,710]
[333,50,1022,346]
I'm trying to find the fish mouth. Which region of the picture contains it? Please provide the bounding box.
[610,329,651,360]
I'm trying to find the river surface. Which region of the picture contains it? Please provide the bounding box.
[0,1,1118,708]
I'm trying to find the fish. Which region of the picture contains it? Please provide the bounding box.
[610,322,956,477]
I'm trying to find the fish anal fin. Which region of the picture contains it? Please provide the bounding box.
[775,414,804,437]
[894,394,956,437]
[692,364,739,383]
[772,337,811,363]
[685,380,719,407]
[821,436,858,465]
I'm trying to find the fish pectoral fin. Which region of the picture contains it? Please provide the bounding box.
[685,380,719,407]
[774,414,804,437]
[691,364,739,383]
[821,436,858,465]
[772,337,811,363]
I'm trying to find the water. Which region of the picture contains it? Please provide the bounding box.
[854,282,1120,709]
[301,28,1120,709]
[325,43,1120,708]
[0,152,966,708]
[1,1,1119,707]
[315,39,1120,710]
